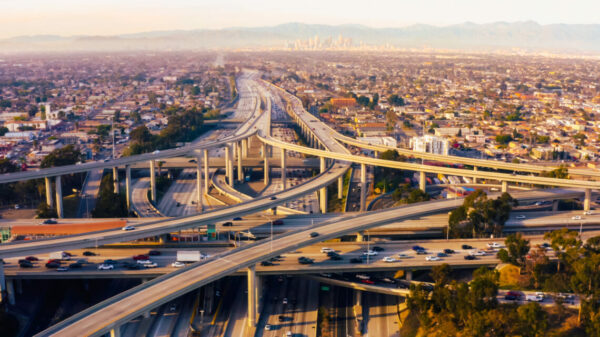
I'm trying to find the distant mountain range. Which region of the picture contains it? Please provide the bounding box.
[2,22,600,53]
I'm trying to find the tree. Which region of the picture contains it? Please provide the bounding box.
[388,94,405,106]
[497,233,530,266]
[517,302,548,337]
[0,158,18,174]
[36,202,57,219]
[544,228,582,272]
[468,267,499,311]
[91,173,128,218]
[0,127,8,136]
[40,145,81,168]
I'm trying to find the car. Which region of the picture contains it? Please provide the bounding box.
[487,242,501,248]
[272,219,284,226]
[233,217,243,221]
[363,250,378,256]
[505,291,521,300]
[469,250,486,256]
[42,219,58,224]
[416,250,428,255]
[47,259,61,264]
[516,215,526,220]
[25,256,39,261]
[265,324,272,331]
[69,263,83,269]
[270,196,277,200]
[320,247,335,253]
[137,259,152,264]
[437,252,448,257]
[19,261,34,268]
[133,254,149,260]
[461,244,473,250]
[57,267,69,272]
[148,250,161,256]
[426,256,441,261]
[372,246,385,252]
[309,232,319,238]
[361,279,375,284]
[572,215,582,220]
[152,150,160,154]
[121,225,135,231]
[350,257,363,263]
[98,264,114,270]
[464,255,476,260]
[283,297,288,304]
[144,262,158,268]
[169,303,177,312]
[298,257,314,264]
[222,221,233,227]
[397,253,410,259]
[286,331,292,337]
[45,262,60,268]
[176,202,181,207]
[83,251,96,256]
[103,158,110,162]
[329,254,342,261]
[278,315,286,322]
[261,261,274,266]
[526,294,544,302]
[443,249,455,254]
[583,211,593,215]
[383,256,397,263]
[171,261,186,268]
[103,259,118,265]
[14,204,20,209]
[412,245,425,251]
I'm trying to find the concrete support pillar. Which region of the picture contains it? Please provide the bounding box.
[280,148,287,190]
[552,200,559,212]
[196,158,203,212]
[501,180,508,193]
[110,327,121,337]
[125,165,132,210]
[419,171,426,193]
[233,142,238,161]
[472,166,478,184]
[113,167,119,194]
[241,138,248,158]
[406,270,413,281]
[261,143,266,159]
[356,231,364,242]
[55,175,63,218]
[149,160,156,202]
[338,176,343,199]
[360,164,367,212]
[225,145,232,186]
[158,234,167,244]
[247,265,257,327]
[6,279,14,306]
[237,142,243,182]
[320,157,327,213]
[264,145,270,186]
[203,149,209,193]
[45,177,54,208]
[584,188,591,211]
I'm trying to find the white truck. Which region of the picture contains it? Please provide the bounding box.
[49,251,70,260]
[176,251,207,263]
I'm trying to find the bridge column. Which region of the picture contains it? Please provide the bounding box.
[264,144,270,186]
[225,145,232,186]
[280,148,287,190]
[110,327,121,337]
[360,164,367,212]
[44,177,54,208]
[247,265,257,327]
[552,200,559,212]
[472,166,478,184]
[113,167,119,194]
[237,141,243,182]
[501,180,508,193]
[196,157,203,212]
[149,160,156,202]
[241,138,248,158]
[320,157,327,213]
[338,176,343,199]
[419,171,426,192]
[584,188,591,211]
[405,270,413,281]
[356,231,364,242]
[55,176,63,218]
[203,149,209,192]
[6,279,14,306]
[125,165,132,210]
[233,142,238,161]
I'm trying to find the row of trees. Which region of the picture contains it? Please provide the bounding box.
[91,173,128,218]
[448,190,517,238]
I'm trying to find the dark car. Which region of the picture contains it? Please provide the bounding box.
[329,254,342,261]
[233,217,242,221]
[269,196,277,200]
[505,291,521,301]
[412,245,425,251]
[148,250,161,256]
[176,202,181,207]
[18,259,29,264]
[462,244,473,250]
[372,246,385,252]
[69,263,83,269]
[19,261,34,268]
[464,255,476,260]
[278,315,286,322]
[104,259,118,265]
[222,221,233,227]
[350,257,363,263]
[298,257,314,264]
[83,251,96,256]
[133,254,149,260]
[309,232,319,238]
[25,256,39,261]
[47,259,61,264]
[443,249,455,254]
[416,250,428,255]
[272,219,284,226]
[261,261,274,266]
[437,252,448,257]
[42,219,58,224]
[45,262,60,269]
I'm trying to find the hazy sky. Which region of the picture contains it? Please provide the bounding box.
[1,0,599,38]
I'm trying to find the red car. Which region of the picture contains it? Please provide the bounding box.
[272,219,284,226]
[25,256,39,261]
[361,279,375,284]
[133,254,149,261]
[47,259,61,264]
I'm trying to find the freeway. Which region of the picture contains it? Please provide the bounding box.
[34,189,584,336]
[131,178,162,217]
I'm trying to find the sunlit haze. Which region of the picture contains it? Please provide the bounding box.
[1,0,600,38]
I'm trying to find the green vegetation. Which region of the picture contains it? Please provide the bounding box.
[497,233,530,267]
[91,172,128,218]
[392,183,430,204]
[317,306,332,337]
[40,144,82,168]
[373,150,409,193]
[388,94,406,106]
[327,168,351,212]
[540,165,569,179]
[495,134,513,145]
[448,190,517,238]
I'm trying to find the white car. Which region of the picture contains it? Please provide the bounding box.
[320,247,335,253]
[515,215,526,220]
[571,215,582,220]
[171,261,186,268]
[425,256,441,261]
[397,253,410,259]
[121,225,135,231]
[487,242,501,248]
[469,250,486,256]
[383,256,397,263]
[526,293,544,302]
[265,324,272,331]
[153,150,160,154]
[144,262,158,268]
[363,250,378,256]
[137,259,152,264]
[583,211,593,215]
[97,264,114,270]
